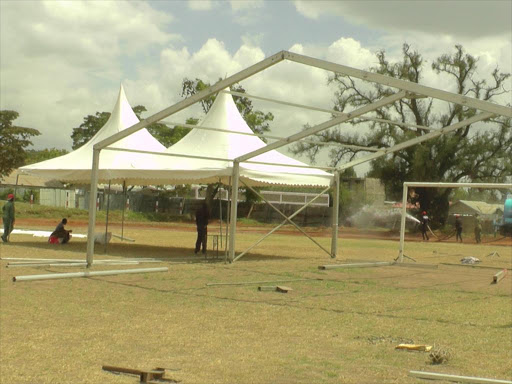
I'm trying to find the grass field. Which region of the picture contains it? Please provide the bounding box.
[1,221,511,384]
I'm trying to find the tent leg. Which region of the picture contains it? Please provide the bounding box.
[121,181,126,241]
[228,163,239,262]
[104,181,111,254]
[331,171,340,258]
[86,149,101,268]
[398,183,408,263]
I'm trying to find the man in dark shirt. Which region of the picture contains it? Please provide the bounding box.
[195,203,209,254]
[2,194,15,243]
[420,211,429,241]
[455,215,463,243]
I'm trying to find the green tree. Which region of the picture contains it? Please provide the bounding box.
[291,44,511,226]
[0,110,40,177]
[24,148,69,165]
[71,111,110,149]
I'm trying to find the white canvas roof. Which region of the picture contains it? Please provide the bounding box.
[133,91,333,187]
[20,85,166,185]
[21,87,332,188]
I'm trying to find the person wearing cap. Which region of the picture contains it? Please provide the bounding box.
[455,214,463,243]
[420,211,429,241]
[2,194,15,243]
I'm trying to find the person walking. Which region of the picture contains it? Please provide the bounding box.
[2,194,15,243]
[195,202,209,255]
[420,211,429,241]
[455,214,463,243]
[474,214,482,244]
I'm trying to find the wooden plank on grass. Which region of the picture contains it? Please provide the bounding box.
[258,286,277,291]
[276,286,292,293]
[409,370,512,383]
[318,262,392,270]
[493,269,507,284]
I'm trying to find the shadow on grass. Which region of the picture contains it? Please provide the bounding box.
[5,240,293,262]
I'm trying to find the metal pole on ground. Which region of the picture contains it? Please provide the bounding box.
[228,163,240,262]
[398,183,408,263]
[331,171,340,258]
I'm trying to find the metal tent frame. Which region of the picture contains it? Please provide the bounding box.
[85,50,512,267]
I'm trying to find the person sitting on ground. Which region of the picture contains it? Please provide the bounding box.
[49,218,72,244]
[195,202,209,255]
[455,214,463,243]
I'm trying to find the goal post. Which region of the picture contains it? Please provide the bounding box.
[398,182,512,263]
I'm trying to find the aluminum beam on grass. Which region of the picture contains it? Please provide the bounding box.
[398,182,512,263]
[336,112,495,173]
[231,185,331,263]
[236,91,408,163]
[86,51,287,267]
[241,180,332,258]
[284,51,512,118]
[225,90,435,132]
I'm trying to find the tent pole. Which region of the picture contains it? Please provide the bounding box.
[218,178,222,248]
[121,181,126,241]
[228,163,240,262]
[398,183,408,263]
[86,149,101,268]
[331,171,340,258]
[224,177,231,263]
[104,181,111,254]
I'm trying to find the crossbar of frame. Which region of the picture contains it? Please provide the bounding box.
[161,120,380,152]
[225,90,436,131]
[232,185,331,262]
[241,180,332,257]
[398,182,512,262]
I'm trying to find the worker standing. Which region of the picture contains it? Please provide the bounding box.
[474,214,482,244]
[420,211,429,241]
[2,194,15,243]
[455,215,463,243]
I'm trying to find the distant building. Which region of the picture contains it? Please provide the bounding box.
[448,200,504,233]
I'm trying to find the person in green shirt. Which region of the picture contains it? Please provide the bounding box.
[2,194,15,243]
[474,214,482,244]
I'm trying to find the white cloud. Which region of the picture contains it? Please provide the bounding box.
[230,0,263,12]
[188,0,212,11]
[0,0,179,150]
[293,1,512,38]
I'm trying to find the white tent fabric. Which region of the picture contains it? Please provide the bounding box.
[133,91,333,187]
[22,87,332,188]
[20,85,166,185]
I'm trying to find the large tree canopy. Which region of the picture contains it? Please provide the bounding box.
[292,44,511,226]
[0,110,40,178]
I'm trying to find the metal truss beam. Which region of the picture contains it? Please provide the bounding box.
[284,51,512,118]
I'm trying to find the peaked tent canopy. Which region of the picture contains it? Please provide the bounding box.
[20,85,166,185]
[130,91,333,187]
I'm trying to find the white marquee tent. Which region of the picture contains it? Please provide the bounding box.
[20,85,167,185]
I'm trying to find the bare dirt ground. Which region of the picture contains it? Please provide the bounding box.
[1,221,511,384]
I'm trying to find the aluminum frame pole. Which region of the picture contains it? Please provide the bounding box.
[86,148,101,267]
[232,185,331,262]
[331,172,340,259]
[241,181,331,257]
[398,183,408,263]
[104,181,111,254]
[236,91,407,162]
[228,162,240,262]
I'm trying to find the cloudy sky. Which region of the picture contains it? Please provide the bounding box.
[1,0,511,174]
